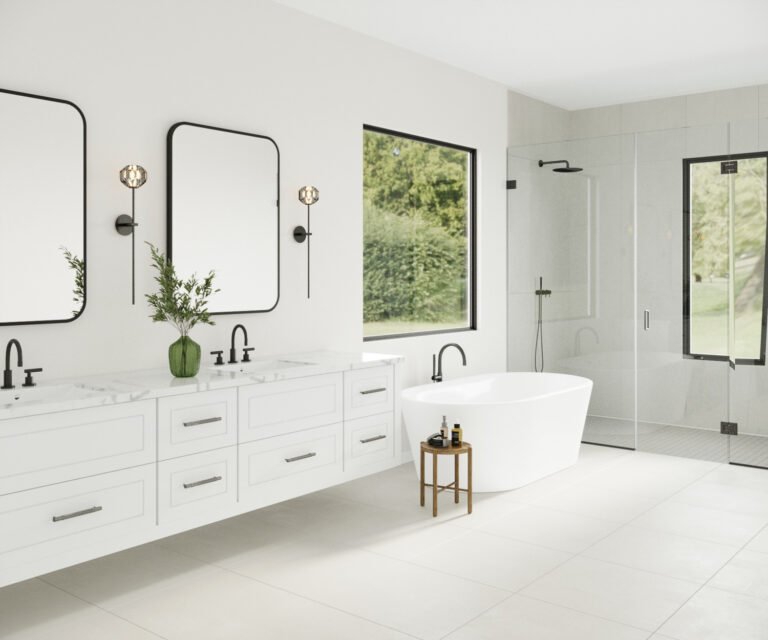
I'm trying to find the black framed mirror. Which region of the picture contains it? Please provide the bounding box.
[167,122,280,315]
[0,88,86,325]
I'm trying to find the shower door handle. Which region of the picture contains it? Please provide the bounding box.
[643,309,651,331]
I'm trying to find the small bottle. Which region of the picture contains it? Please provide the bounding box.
[440,415,450,446]
[451,423,462,446]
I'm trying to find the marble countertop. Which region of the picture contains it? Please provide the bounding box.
[0,351,403,421]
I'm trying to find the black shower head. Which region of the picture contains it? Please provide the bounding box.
[538,159,583,173]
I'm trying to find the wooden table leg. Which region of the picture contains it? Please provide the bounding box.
[467,447,473,514]
[432,451,438,517]
[419,447,425,507]
[454,453,460,503]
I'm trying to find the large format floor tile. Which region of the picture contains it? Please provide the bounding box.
[444,594,649,640]
[709,549,768,600]
[92,566,413,640]
[659,586,768,640]
[583,525,737,583]
[631,500,768,547]
[476,503,621,553]
[42,542,221,612]
[746,524,768,553]
[402,529,571,591]
[671,481,768,517]
[219,536,509,640]
[530,482,660,523]
[0,579,160,640]
[520,555,700,631]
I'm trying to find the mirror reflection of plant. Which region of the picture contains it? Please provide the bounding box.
[145,243,218,336]
[60,246,85,317]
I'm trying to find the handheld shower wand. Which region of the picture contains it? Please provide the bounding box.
[534,277,551,372]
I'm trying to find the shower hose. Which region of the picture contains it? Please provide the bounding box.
[534,277,549,372]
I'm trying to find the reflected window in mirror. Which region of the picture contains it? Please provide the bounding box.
[0,88,86,325]
[167,122,279,315]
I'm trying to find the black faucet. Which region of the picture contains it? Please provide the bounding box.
[2,339,23,390]
[431,343,467,383]
[229,324,249,364]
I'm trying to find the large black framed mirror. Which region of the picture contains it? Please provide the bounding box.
[0,88,86,325]
[167,122,280,314]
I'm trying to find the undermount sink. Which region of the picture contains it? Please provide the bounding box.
[209,359,317,374]
[0,383,100,407]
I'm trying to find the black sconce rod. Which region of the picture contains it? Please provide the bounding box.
[130,188,135,304]
[306,203,311,298]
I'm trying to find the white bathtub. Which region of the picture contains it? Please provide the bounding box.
[401,372,593,492]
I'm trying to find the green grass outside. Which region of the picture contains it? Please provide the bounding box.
[690,259,764,359]
[364,317,468,338]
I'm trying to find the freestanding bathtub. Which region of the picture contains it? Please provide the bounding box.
[401,372,593,492]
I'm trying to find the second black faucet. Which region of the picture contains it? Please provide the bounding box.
[431,343,467,383]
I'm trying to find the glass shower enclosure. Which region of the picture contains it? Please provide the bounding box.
[507,117,768,467]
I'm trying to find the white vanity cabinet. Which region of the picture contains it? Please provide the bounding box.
[157,388,237,460]
[238,373,344,441]
[0,400,156,496]
[343,367,396,476]
[158,446,238,526]
[239,422,344,508]
[0,354,401,589]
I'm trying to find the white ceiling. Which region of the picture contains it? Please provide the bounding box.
[270,0,768,110]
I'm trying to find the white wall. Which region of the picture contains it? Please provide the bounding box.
[569,85,768,138]
[0,0,509,388]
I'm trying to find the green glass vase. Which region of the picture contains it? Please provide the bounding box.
[168,335,201,378]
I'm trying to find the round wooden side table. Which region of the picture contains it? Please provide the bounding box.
[419,441,472,517]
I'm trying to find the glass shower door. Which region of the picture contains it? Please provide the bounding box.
[507,134,637,449]
[636,125,731,461]
[728,119,768,468]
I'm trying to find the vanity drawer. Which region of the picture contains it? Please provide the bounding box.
[0,464,155,569]
[239,423,343,506]
[0,400,156,496]
[158,447,237,526]
[238,373,343,442]
[345,413,395,469]
[344,366,394,420]
[158,389,237,460]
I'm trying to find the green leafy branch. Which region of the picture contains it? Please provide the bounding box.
[60,246,85,317]
[145,243,218,336]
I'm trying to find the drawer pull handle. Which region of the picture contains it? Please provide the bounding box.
[285,452,316,463]
[360,387,386,395]
[52,505,102,523]
[183,475,223,489]
[183,417,223,427]
[360,434,387,444]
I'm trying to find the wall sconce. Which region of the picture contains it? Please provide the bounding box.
[115,164,147,305]
[294,185,319,298]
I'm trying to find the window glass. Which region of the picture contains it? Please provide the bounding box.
[686,154,768,363]
[363,127,475,339]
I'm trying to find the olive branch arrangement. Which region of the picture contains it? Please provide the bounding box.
[145,243,218,336]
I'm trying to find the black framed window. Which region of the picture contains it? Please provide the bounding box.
[363,125,476,340]
[683,151,768,365]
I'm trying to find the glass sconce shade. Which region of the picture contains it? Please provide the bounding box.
[298,185,319,206]
[120,164,147,189]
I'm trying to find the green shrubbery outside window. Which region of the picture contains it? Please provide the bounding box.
[363,126,476,339]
